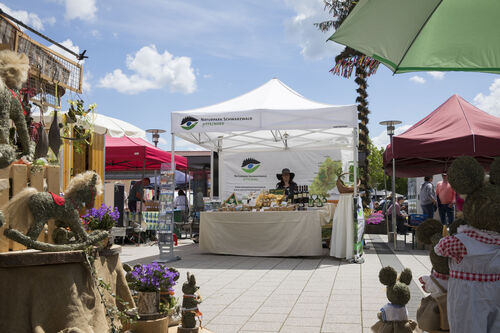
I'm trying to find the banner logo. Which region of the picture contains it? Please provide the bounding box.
[241,158,261,174]
[181,116,198,130]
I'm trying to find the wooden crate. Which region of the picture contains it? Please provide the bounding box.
[0,165,61,252]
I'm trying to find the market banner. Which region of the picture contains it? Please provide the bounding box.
[221,149,353,200]
[353,195,365,263]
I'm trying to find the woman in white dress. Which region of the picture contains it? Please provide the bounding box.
[330,174,358,260]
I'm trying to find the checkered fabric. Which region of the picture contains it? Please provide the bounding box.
[432,270,449,280]
[435,236,468,263]
[449,270,500,282]
[435,229,500,263]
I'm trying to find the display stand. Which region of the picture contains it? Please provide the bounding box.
[156,163,180,262]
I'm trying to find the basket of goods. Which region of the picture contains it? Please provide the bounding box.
[336,172,360,194]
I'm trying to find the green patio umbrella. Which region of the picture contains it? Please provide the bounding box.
[329,0,500,74]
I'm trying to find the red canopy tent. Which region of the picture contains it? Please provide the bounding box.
[105,136,187,171]
[384,95,500,177]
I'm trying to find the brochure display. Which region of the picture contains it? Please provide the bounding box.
[156,163,180,262]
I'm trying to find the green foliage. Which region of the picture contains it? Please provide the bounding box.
[367,140,384,190]
[309,158,343,196]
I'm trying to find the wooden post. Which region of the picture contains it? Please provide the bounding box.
[45,165,61,244]
[9,164,28,251]
[0,166,10,252]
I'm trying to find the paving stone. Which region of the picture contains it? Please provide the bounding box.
[279,326,321,333]
[204,323,243,333]
[209,314,250,325]
[284,316,324,327]
[257,306,294,314]
[321,322,363,333]
[250,312,288,323]
[241,321,283,331]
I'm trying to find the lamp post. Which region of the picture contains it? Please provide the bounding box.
[146,129,166,147]
[379,120,402,250]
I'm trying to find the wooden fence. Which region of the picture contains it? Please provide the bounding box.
[0,165,60,252]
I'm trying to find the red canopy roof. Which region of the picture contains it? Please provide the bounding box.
[105,136,187,171]
[384,95,500,177]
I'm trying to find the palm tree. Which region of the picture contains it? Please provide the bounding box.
[316,0,380,206]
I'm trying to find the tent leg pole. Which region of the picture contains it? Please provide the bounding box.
[171,133,176,172]
[353,128,358,197]
[384,173,389,238]
[210,151,214,200]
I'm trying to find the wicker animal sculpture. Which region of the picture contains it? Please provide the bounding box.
[2,171,108,251]
[415,219,449,332]
[0,50,34,168]
[434,156,500,333]
[372,266,420,333]
[180,272,202,331]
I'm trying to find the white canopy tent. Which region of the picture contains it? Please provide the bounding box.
[31,111,146,138]
[170,78,359,198]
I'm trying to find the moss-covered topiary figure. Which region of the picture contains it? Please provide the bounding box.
[415,219,449,331]
[434,156,500,333]
[180,272,202,332]
[372,266,419,333]
[3,171,108,251]
[0,50,35,168]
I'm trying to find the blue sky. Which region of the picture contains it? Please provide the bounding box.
[3,0,500,151]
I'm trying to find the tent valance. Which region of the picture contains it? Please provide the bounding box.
[171,78,357,152]
[105,136,187,171]
[384,94,500,177]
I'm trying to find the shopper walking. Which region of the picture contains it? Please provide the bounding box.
[436,173,456,225]
[420,176,437,219]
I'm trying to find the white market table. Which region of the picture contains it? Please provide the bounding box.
[199,205,334,257]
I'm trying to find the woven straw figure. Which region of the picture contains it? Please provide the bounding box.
[415,219,449,332]
[0,50,34,168]
[180,272,202,331]
[371,266,420,333]
[434,156,500,333]
[1,171,108,251]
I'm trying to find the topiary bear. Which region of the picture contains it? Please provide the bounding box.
[415,219,449,332]
[434,156,500,333]
[371,266,420,333]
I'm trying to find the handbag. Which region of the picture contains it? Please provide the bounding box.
[416,275,449,331]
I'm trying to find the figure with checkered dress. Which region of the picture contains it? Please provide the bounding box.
[434,157,500,333]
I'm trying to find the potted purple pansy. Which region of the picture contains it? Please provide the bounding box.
[365,211,387,234]
[127,263,180,315]
[82,204,120,249]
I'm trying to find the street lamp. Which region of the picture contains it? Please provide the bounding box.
[379,120,402,250]
[146,129,166,147]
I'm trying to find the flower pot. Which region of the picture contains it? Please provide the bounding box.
[137,291,159,315]
[365,220,387,234]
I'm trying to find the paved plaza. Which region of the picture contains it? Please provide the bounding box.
[121,235,432,333]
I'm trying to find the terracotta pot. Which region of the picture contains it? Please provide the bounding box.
[137,291,159,315]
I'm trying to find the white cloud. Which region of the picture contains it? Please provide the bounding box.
[427,71,445,80]
[474,78,500,117]
[372,124,413,149]
[284,0,343,60]
[0,3,46,30]
[90,29,100,38]
[82,71,92,93]
[48,39,82,63]
[63,0,97,21]
[409,76,426,84]
[203,74,212,79]
[98,45,197,95]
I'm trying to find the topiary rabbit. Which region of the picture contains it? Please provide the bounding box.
[371,266,420,333]
[415,219,449,332]
[179,272,202,332]
[434,156,500,333]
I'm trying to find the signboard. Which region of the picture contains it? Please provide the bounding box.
[222,149,353,200]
